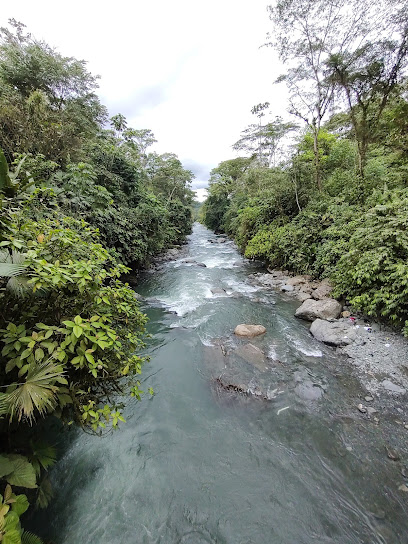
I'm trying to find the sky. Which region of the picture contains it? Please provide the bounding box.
[1,0,289,201]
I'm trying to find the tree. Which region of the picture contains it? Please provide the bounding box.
[326,17,408,175]
[266,0,407,187]
[0,20,106,162]
[233,115,297,166]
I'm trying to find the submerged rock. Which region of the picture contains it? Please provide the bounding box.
[294,380,323,401]
[295,298,342,321]
[234,344,267,371]
[310,319,357,346]
[211,287,226,295]
[234,324,266,338]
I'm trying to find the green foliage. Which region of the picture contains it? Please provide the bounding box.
[0,19,194,541]
[0,483,44,544]
[332,191,408,333]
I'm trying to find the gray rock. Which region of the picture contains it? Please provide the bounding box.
[310,319,358,347]
[294,381,323,401]
[365,395,374,402]
[281,284,295,292]
[382,380,406,394]
[311,278,333,300]
[211,288,226,295]
[196,262,207,267]
[234,324,267,338]
[295,298,342,321]
[234,344,267,371]
[287,276,307,286]
[296,292,311,303]
[366,407,379,415]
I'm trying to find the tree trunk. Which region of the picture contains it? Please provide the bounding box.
[312,125,322,191]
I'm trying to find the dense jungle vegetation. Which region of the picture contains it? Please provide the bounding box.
[202,0,408,336]
[0,20,193,543]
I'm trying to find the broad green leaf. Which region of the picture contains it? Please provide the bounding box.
[73,326,82,338]
[11,494,29,516]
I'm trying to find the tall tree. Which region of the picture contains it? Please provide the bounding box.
[326,7,408,175]
[233,115,297,166]
[266,0,407,186]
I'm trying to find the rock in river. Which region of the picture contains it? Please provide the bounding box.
[295,298,342,321]
[211,288,226,295]
[310,319,357,346]
[382,380,406,395]
[234,344,267,371]
[234,324,266,338]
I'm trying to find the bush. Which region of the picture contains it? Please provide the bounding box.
[332,190,408,334]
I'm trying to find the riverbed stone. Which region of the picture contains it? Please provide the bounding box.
[287,276,307,286]
[311,278,333,300]
[382,380,406,395]
[281,284,295,292]
[234,324,266,338]
[234,344,267,371]
[294,380,323,401]
[295,298,342,321]
[310,319,357,346]
[296,292,311,303]
[211,288,226,295]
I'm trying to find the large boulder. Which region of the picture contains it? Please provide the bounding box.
[295,298,342,321]
[310,319,357,346]
[234,324,266,338]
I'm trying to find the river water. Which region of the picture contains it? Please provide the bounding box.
[41,224,407,544]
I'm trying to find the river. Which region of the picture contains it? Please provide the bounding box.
[40,223,407,544]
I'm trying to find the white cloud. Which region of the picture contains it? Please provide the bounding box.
[194,188,208,202]
[1,0,289,187]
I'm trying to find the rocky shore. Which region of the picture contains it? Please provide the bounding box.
[249,270,408,397]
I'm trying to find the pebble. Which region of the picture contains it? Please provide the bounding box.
[398,484,408,492]
[366,407,378,416]
[371,509,386,520]
[364,396,374,402]
[357,403,367,413]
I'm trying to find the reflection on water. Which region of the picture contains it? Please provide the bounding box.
[39,224,407,544]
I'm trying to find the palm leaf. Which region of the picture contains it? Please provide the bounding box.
[4,361,65,423]
[0,251,30,297]
[21,531,45,544]
[0,262,27,277]
[6,276,31,298]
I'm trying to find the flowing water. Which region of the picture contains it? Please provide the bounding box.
[40,224,407,544]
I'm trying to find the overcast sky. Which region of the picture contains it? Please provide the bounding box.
[1,1,289,200]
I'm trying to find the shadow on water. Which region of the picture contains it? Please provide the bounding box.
[35,224,407,544]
